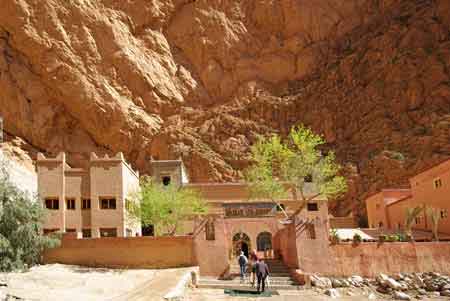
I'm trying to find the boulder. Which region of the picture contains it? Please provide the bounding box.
[385,277,403,290]
[393,291,411,300]
[417,288,427,295]
[311,275,332,289]
[324,288,340,298]
[331,279,343,288]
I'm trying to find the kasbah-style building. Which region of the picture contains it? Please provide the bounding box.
[365,159,450,234]
[37,152,324,253]
[37,151,450,279]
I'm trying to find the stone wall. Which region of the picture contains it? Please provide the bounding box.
[44,234,195,269]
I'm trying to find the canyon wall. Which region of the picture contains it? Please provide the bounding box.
[0,0,449,221]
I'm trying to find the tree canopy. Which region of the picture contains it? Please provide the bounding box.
[0,163,59,272]
[128,177,207,236]
[245,125,347,218]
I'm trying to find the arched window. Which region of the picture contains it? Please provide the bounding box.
[256,232,272,251]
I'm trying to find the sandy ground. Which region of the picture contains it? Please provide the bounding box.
[185,288,447,301]
[0,264,191,301]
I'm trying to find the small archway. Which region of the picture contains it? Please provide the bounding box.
[232,232,251,258]
[256,232,272,252]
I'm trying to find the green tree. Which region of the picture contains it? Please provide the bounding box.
[245,125,347,219]
[0,163,59,272]
[128,177,207,236]
[426,207,442,241]
[405,206,423,241]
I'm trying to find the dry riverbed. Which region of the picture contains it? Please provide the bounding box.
[0,264,158,301]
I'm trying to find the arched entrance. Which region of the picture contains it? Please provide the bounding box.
[232,232,251,258]
[256,232,272,252]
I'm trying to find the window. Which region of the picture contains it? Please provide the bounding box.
[100,228,117,237]
[434,178,443,189]
[82,229,91,238]
[66,198,76,210]
[82,199,91,210]
[306,223,316,239]
[142,225,154,236]
[66,228,76,233]
[415,216,422,225]
[205,220,215,240]
[441,210,448,219]
[257,232,272,251]
[304,174,313,183]
[162,176,171,186]
[45,198,59,210]
[307,203,319,211]
[43,229,59,235]
[100,198,116,209]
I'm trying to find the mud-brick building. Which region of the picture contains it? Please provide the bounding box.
[365,159,450,234]
[150,159,328,268]
[37,152,141,238]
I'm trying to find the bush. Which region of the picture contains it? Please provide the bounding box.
[0,164,59,271]
[353,233,362,244]
[330,229,341,245]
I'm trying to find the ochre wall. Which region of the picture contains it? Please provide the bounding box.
[274,225,298,268]
[193,217,230,277]
[44,235,194,269]
[409,160,450,234]
[326,242,450,277]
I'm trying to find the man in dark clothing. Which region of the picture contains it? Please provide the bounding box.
[255,259,269,293]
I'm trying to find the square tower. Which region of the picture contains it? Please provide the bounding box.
[150,158,189,187]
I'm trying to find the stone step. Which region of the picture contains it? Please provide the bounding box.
[197,282,303,290]
[228,272,292,277]
[229,266,290,271]
[220,275,293,281]
[200,279,298,286]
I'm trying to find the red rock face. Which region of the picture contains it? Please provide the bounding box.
[0,0,449,222]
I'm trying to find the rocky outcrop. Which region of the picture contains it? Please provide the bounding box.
[0,0,449,220]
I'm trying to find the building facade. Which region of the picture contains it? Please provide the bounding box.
[365,159,450,234]
[37,152,141,238]
[151,159,328,260]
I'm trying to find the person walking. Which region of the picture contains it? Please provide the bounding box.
[238,251,248,282]
[249,249,258,287]
[256,258,270,293]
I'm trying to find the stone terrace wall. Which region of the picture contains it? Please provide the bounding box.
[44,234,195,269]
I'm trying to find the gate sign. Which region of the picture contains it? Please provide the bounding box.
[223,202,276,218]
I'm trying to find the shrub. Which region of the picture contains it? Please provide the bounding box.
[0,164,60,271]
[330,229,341,245]
[353,233,362,244]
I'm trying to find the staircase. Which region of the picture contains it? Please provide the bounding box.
[197,259,303,291]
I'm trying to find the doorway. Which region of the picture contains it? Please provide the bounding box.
[232,232,251,258]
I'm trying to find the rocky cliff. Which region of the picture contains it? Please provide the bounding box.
[0,0,449,222]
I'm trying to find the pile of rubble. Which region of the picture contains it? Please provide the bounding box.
[311,272,450,300]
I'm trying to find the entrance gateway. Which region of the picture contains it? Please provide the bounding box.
[232,232,251,258]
